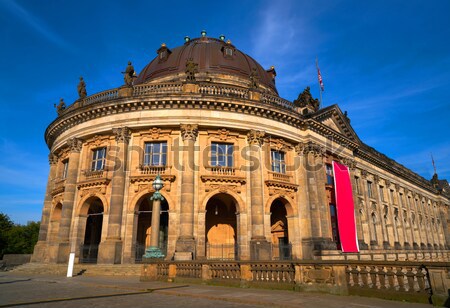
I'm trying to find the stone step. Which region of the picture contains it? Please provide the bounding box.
[10,263,141,277]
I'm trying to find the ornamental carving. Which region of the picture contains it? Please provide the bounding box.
[180,124,199,141]
[385,179,391,187]
[205,183,241,194]
[247,130,265,146]
[218,128,229,141]
[395,183,400,191]
[150,127,161,140]
[48,153,58,165]
[267,187,296,200]
[67,138,83,153]
[113,127,131,143]
[270,138,289,152]
[295,141,324,157]
[373,174,380,183]
[340,157,356,170]
[360,169,368,179]
[79,187,105,199]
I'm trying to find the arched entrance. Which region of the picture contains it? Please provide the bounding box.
[135,194,169,262]
[205,193,238,260]
[270,198,291,260]
[80,197,104,263]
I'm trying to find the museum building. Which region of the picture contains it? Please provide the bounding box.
[32,33,450,265]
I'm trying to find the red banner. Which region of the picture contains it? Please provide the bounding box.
[332,161,359,252]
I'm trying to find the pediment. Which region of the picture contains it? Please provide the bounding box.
[310,104,361,143]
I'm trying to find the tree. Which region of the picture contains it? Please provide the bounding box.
[0,213,40,257]
[0,213,14,258]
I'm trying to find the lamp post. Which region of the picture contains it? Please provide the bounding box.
[144,174,165,259]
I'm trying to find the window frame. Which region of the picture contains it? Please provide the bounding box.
[270,149,286,174]
[143,141,168,167]
[91,147,106,171]
[210,142,234,168]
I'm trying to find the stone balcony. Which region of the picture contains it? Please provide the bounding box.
[201,166,246,193]
[77,169,111,189]
[130,165,176,192]
[265,171,298,198]
[51,178,66,196]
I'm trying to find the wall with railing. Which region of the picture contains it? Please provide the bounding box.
[142,260,450,305]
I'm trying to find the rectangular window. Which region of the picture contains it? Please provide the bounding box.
[91,147,106,171]
[390,190,395,204]
[326,164,334,185]
[367,181,373,198]
[379,186,384,201]
[144,142,167,166]
[329,204,341,248]
[62,160,69,179]
[211,143,233,167]
[355,176,361,194]
[271,150,286,174]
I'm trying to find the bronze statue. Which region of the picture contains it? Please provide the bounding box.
[293,86,320,112]
[122,61,135,86]
[185,58,198,82]
[344,111,351,123]
[249,68,259,89]
[77,76,87,99]
[54,98,66,115]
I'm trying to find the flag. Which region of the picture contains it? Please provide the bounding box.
[317,66,324,92]
[332,161,359,253]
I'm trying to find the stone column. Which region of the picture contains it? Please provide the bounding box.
[374,175,389,249]
[346,161,368,250]
[175,124,198,260]
[31,153,59,262]
[144,189,165,259]
[98,127,130,264]
[297,141,335,254]
[360,170,378,249]
[396,186,409,249]
[247,130,270,260]
[57,138,82,263]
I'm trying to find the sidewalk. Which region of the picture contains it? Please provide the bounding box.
[0,272,432,308]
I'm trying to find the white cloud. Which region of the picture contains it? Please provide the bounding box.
[1,0,73,51]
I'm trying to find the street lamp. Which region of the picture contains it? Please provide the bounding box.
[143,174,165,259]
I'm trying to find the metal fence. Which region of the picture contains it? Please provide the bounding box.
[79,244,99,264]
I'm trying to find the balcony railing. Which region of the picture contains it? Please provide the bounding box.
[207,166,236,176]
[268,171,292,183]
[82,169,105,179]
[139,165,169,175]
[51,178,66,195]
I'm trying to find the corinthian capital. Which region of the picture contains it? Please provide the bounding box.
[180,124,199,141]
[113,126,131,143]
[247,130,265,146]
[67,138,82,153]
[48,153,58,165]
[295,141,324,157]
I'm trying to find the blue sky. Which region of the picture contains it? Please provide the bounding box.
[0,0,449,224]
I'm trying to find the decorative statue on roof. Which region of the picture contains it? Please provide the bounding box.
[122,61,136,86]
[185,58,198,82]
[54,98,66,116]
[344,111,351,123]
[293,86,320,112]
[249,68,259,89]
[77,76,87,99]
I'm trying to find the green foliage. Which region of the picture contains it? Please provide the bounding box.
[0,213,40,258]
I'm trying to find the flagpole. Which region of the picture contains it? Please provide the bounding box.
[316,57,323,109]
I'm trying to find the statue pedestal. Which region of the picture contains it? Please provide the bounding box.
[119,86,133,98]
[182,83,199,93]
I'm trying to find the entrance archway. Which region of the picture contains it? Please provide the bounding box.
[205,193,238,260]
[135,194,169,261]
[270,198,291,260]
[80,197,104,263]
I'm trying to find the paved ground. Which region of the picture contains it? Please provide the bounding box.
[0,272,432,308]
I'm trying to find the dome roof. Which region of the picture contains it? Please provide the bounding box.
[135,36,278,94]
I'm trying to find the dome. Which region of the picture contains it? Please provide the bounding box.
[135,36,278,94]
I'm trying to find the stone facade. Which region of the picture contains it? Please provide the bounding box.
[32,36,450,264]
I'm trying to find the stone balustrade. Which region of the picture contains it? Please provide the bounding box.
[198,84,249,99]
[139,165,170,175]
[267,171,292,183]
[142,260,450,304]
[208,166,236,176]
